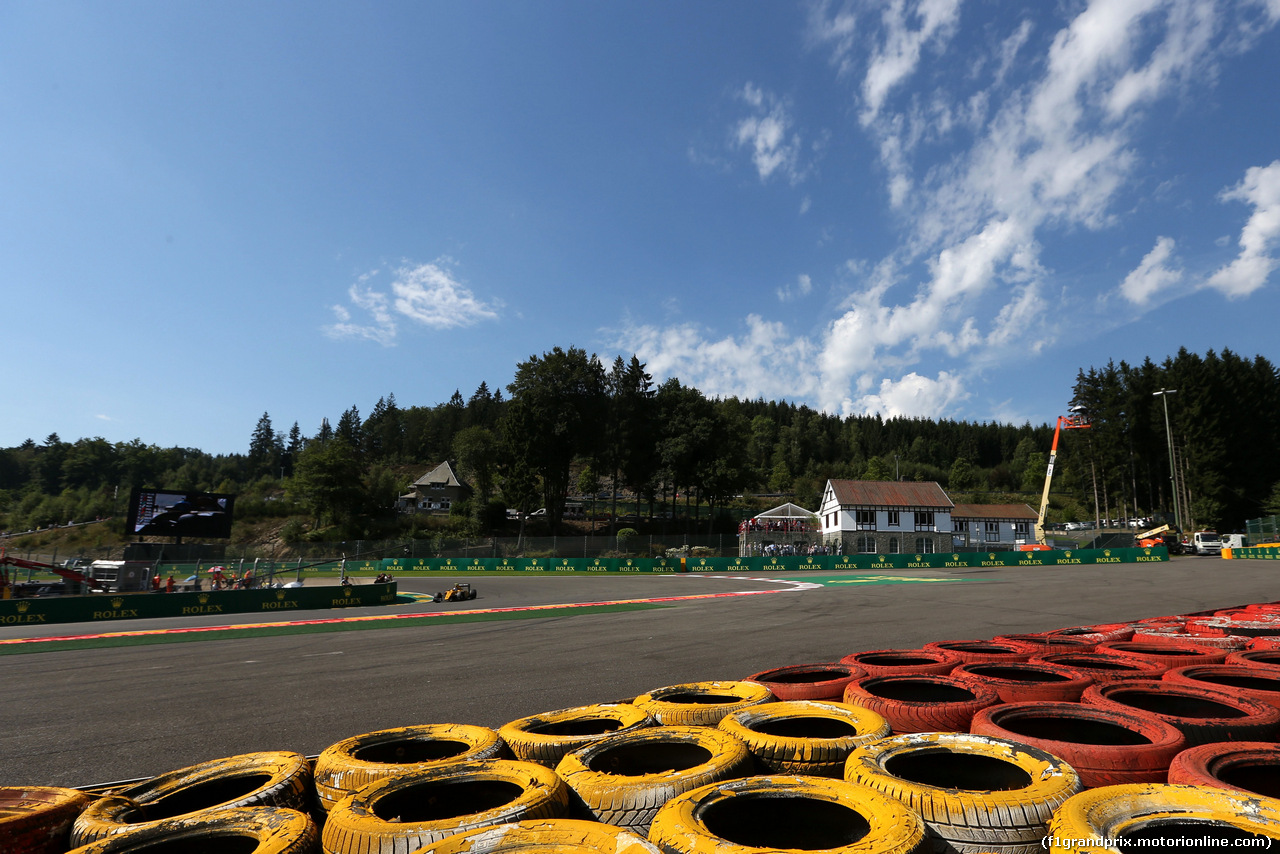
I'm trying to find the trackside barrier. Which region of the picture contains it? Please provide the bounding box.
[1223,546,1280,560]
[0,582,397,626]
[378,547,1169,573]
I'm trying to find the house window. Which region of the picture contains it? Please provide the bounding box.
[856,509,875,529]
[856,534,876,553]
[914,511,934,531]
[914,537,935,553]
[1015,521,1030,538]
[954,520,969,533]
[887,510,900,527]
[888,536,900,554]
[985,521,1000,542]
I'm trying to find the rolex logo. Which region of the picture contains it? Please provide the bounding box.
[952,554,960,561]
[1104,549,1112,557]
[343,586,353,596]
[16,601,29,613]
[1143,548,1152,555]
[879,555,886,561]
[276,590,286,600]
[198,594,210,605]
[915,555,923,561]
[111,597,124,609]
[988,554,997,560]
[1065,551,1072,558]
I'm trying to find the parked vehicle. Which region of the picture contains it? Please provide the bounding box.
[1223,534,1248,550]
[1192,531,1223,555]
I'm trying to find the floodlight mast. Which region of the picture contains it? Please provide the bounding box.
[1034,408,1091,545]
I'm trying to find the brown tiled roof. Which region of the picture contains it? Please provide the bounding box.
[827,480,953,509]
[951,503,1038,520]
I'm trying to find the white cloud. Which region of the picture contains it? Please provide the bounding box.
[733,84,806,184]
[860,0,962,125]
[852,371,968,418]
[1121,236,1184,304]
[776,273,813,302]
[324,260,498,345]
[1206,160,1280,298]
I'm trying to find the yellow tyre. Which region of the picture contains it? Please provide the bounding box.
[70,751,313,848]
[65,807,317,854]
[0,786,92,854]
[844,732,1082,854]
[498,704,654,768]
[315,723,507,810]
[633,681,773,726]
[717,700,891,777]
[418,818,660,853]
[554,725,752,835]
[647,774,929,854]
[320,759,569,854]
[1047,783,1280,852]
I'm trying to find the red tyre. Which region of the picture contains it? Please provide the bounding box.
[0,787,92,854]
[1226,649,1280,671]
[1132,627,1249,649]
[743,663,865,701]
[1163,664,1280,710]
[970,701,1186,788]
[842,674,999,734]
[838,649,958,678]
[1031,651,1165,684]
[1249,636,1280,651]
[1083,679,1280,746]
[921,639,1034,664]
[950,661,1094,703]
[1167,742,1280,799]
[1096,640,1228,673]
[1044,623,1135,644]
[995,632,1096,654]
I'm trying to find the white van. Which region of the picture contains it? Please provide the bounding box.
[1192,531,1223,555]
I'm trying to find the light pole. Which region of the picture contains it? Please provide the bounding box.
[1153,389,1180,531]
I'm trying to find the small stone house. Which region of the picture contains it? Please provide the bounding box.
[818,479,954,554]
[397,461,472,514]
[951,503,1039,548]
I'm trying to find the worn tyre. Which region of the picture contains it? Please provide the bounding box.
[1083,678,1280,746]
[839,649,959,678]
[1167,741,1280,799]
[0,786,92,854]
[64,807,318,854]
[970,701,1186,788]
[921,640,1034,665]
[1044,623,1134,645]
[416,818,661,853]
[554,725,752,834]
[70,751,313,847]
[842,674,1000,734]
[743,663,865,701]
[315,724,508,811]
[633,681,773,727]
[950,661,1094,703]
[717,700,891,777]
[994,632,1095,655]
[844,731,1083,854]
[321,759,569,854]
[648,774,929,854]
[1164,663,1280,709]
[498,704,654,769]
[1030,650,1165,684]
[1047,784,1280,851]
[1095,640,1228,672]
[1227,649,1280,671]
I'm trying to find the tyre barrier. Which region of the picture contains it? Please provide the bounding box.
[1163,663,1280,710]
[994,632,1096,655]
[632,681,773,727]
[647,775,930,854]
[1029,651,1165,684]
[842,674,1000,734]
[920,640,1034,665]
[742,662,865,700]
[1046,783,1280,851]
[843,732,1083,854]
[320,759,569,854]
[838,649,959,678]
[314,724,508,811]
[716,700,892,777]
[64,807,318,854]
[1094,640,1228,672]
[949,661,1094,703]
[553,725,752,834]
[969,701,1186,788]
[1167,741,1280,799]
[415,818,661,853]
[1082,679,1280,746]
[0,786,92,854]
[1227,648,1280,671]
[69,751,313,847]
[1135,626,1251,649]
[1043,623,1135,644]
[497,703,654,769]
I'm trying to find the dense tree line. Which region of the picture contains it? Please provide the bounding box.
[2,346,1276,539]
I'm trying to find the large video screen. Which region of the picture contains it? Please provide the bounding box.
[126,489,235,539]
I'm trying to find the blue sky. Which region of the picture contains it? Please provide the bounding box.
[4,0,1279,455]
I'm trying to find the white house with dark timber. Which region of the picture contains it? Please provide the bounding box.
[397,461,472,514]
[818,479,954,554]
[950,503,1039,548]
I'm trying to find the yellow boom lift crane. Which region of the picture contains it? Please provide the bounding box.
[1034,408,1090,546]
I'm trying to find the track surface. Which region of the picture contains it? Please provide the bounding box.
[1,556,1263,787]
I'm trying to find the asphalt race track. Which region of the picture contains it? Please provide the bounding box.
[1,556,1269,787]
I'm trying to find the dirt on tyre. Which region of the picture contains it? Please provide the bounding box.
[633,681,773,727]
[497,703,654,768]
[838,649,959,678]
[949,660,1095,703]
[717,700,891,777]
[1082,678,1280,746]
[554,725,752,835]
[314,723,508,811]
[1030,650,1165,684]
[1162,663,1280,710]
[743,662,865,701]
[842,673,1000,733]
[843,731,1083,854]
[62,807,317,854]
[69,751,313,848]
[320,759,569,854]
[0,786,92,854]
[1167,741,1280,799]
[417,818,661,853]
[647,774,930,854]
[921,640,1033,665]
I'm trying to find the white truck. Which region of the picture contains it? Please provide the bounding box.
[1191,531,1223,555]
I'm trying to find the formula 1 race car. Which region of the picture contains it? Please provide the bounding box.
[434,582,477,603]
